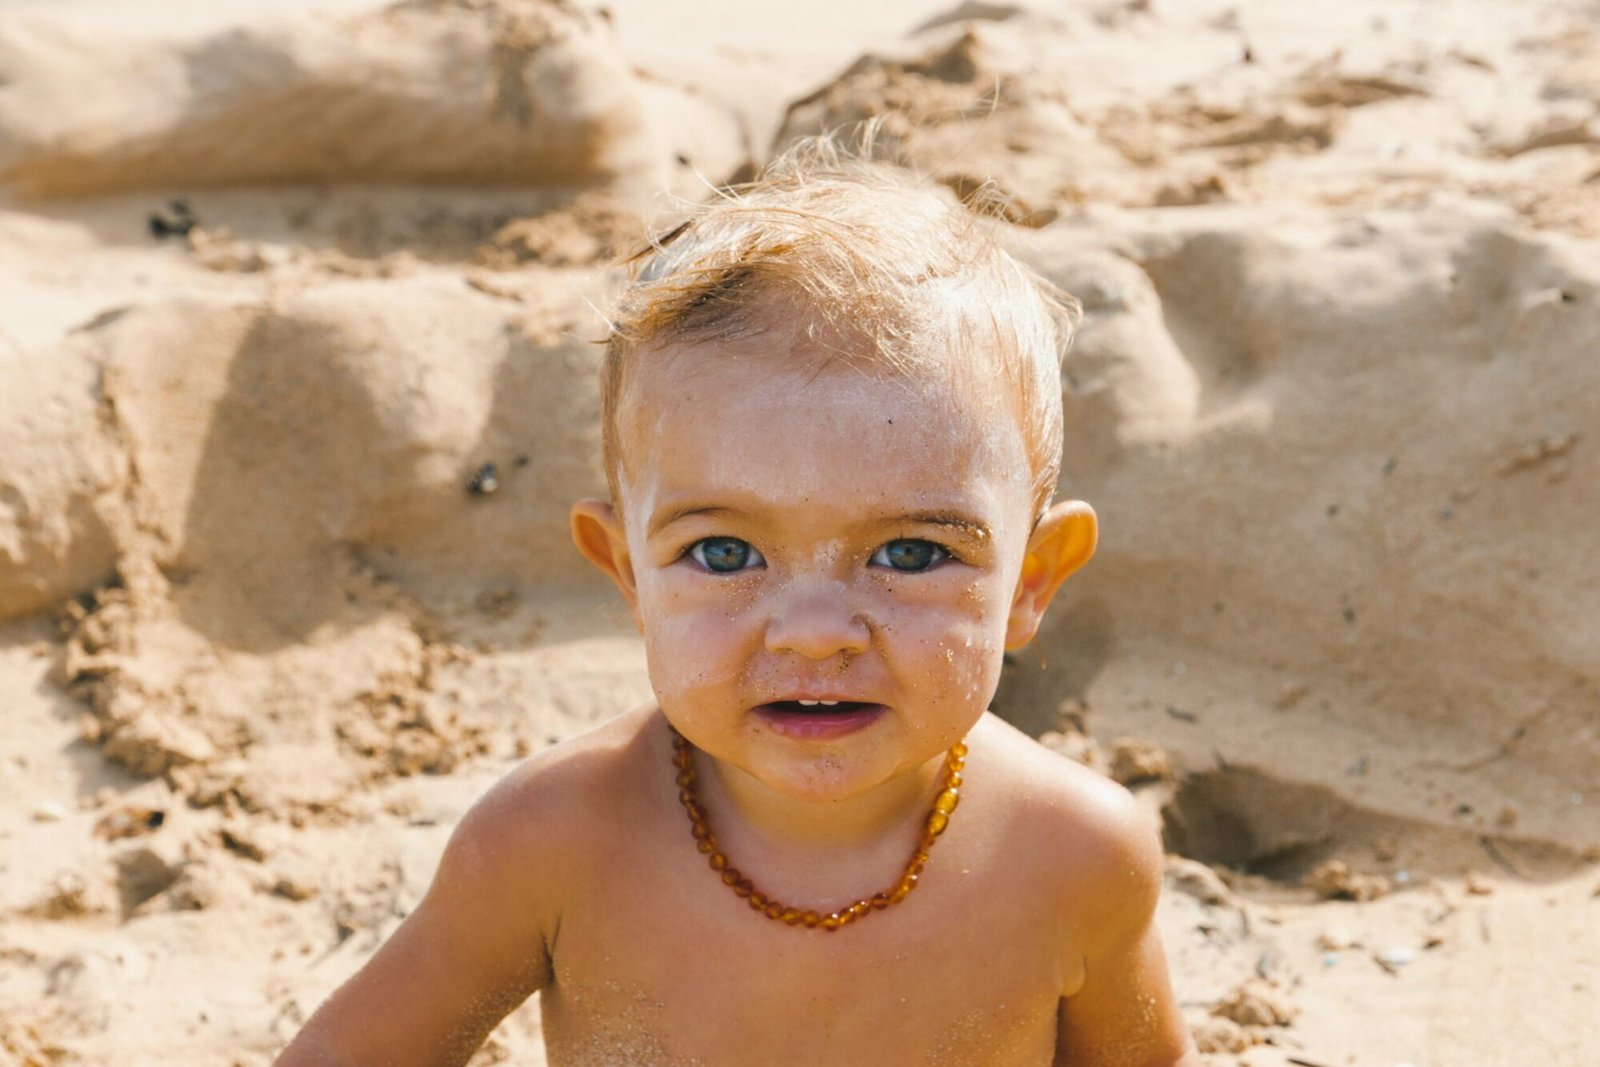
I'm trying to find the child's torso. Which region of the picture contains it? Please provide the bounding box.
[538,831,1069,1067]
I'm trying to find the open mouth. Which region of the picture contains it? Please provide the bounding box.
[764,700,873,714]
[753,700,887,740]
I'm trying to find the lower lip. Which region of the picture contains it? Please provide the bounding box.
[753,704,888,740]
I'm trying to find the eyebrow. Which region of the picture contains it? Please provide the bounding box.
[892,511,993,541]
[647,504,743,538]
[645,504,993,542]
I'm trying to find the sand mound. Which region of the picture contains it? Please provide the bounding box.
[778,0,1600,235]
[1001,202,1600,859]
[776,23,1129,225]
[0,272,612,629]
[0,333,124,620]
[0,0,677,197]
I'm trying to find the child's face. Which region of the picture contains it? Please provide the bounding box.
[574,330,1093,802]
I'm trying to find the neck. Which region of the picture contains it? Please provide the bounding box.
[694,741,951,850]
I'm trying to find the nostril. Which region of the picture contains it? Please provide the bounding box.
[764,598,872,658]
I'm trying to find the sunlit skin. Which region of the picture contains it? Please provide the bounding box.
[274,323,1199,1067]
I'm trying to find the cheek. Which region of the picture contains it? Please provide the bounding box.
[874,576,1009,691]
[637,579,755,703]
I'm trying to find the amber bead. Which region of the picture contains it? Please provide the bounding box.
[870,893,891,910]
[821,915,844,931]
[732,878,754,897]
[675,770,695,787]
[764,901,783,920]
[947,771,963,790]
[709,852,728,871]
[780,907,802,925]
[950,742,968,760]
[848,901,870,918]
[691,821,711,841]
[927,811,949,836]
[934,789,959,815]
[802,910,821,927]
[721,868,742,887]
[748,892,767,909]
[697,838,715,854]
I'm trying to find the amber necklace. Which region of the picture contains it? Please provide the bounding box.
[670,728,966,932]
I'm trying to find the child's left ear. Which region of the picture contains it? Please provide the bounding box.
[1005,500,1098,650]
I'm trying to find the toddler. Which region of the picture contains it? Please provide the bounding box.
[278,146,1197,1066]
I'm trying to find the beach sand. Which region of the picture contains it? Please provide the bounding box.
[1,1,1597,1063]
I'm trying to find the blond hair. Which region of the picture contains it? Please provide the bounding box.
[602,139,1080,520]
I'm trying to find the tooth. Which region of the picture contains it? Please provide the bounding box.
[819,700,838,706]
[797,700,819,706]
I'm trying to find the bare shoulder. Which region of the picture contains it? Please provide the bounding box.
[276,708,666,1066]
[448,704,662,903]
[969,714,1164,944]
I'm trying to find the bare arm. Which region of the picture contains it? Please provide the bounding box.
[275,771,563,1067]
[1053,786,1199,1067]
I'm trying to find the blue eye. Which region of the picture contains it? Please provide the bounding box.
[689,537,765,573]
[871,539,948,572]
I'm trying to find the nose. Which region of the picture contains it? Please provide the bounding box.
[764,582,871,660]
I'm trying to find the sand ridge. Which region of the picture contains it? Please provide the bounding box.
[1,0,1598,1064]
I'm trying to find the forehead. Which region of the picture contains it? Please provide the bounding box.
[614,331,1032,521]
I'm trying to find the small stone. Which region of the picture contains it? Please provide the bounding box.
[1377,946,1415,969]
[1465,870,1494,896]
[93,805,166,841]
[466,462,500,496]
[32,801,66,823]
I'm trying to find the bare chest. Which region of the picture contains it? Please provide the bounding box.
[540,858,1068,1067]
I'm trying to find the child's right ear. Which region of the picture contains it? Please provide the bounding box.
[570,499,641,623]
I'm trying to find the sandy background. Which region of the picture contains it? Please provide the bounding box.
[1,0,1598,1064]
